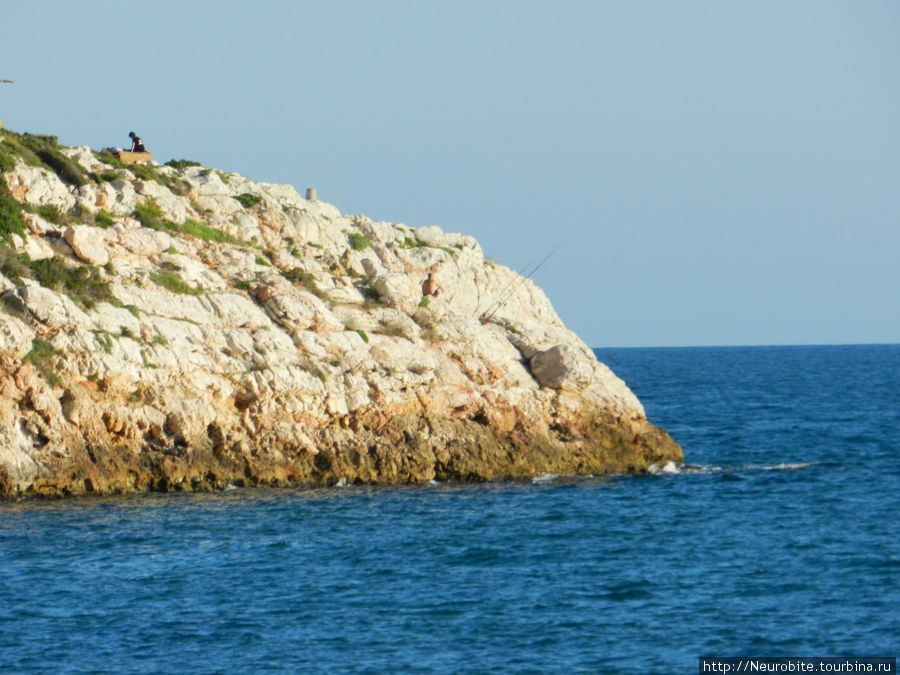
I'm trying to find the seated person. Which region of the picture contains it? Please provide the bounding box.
[422,272,443,297]
[128,131,146,152]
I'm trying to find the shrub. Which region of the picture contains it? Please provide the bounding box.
[94,210,115,228]
[5,133,91,187]
[29,259,113,309]
[24,338,62,385]
[166,159,201,171]
[0,146,15,172]
[34,204,61,224]
[133,199,169,232]
[0,249,29,283]
[348,232,370,251]
[0,181,26,242]
[235,193,263,208]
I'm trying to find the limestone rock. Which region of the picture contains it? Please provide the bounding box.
[0,314,35,359]
[19,285,92,329]
[0,133,681,499]
[118,227,174,256]
[64,226,110,265]
[529,344,595,391]
[2,159,76,211]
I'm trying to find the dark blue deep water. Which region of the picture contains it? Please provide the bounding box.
[1,345,898,673]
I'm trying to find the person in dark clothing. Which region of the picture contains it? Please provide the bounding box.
[128,131,146,152]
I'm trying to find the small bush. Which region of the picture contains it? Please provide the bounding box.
[9,134,90,188]
[34,204,61,224]
[235,193,263,208]
[133,199,170,232]
[0,249,29,284]
[29,259,113,309]
[94,210,115,228]
[24,338,62,385]
[348,233,370,251]
[95,170,121,183]
[0,149,16,173]
[166,159,201,171]
[24,338,55,365]
[0,177,27,243]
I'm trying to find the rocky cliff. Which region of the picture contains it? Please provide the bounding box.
[0,130,681,499]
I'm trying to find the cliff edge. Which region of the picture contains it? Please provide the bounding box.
[0,130,681,498]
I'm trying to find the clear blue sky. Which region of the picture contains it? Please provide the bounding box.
[3,1,898,347]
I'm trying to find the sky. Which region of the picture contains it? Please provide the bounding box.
[2,0,898,347]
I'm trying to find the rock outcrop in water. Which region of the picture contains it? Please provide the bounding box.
[0,130,681,498]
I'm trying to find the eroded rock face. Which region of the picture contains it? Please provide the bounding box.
[0,137,682,499]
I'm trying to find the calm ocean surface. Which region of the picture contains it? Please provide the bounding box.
[1,345,898,673]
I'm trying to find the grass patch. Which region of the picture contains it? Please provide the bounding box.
[134,200,246,245]
[150,269,202,295]
[93,330,115,354]
[283,267,334,306]
[24,338,63,385]
[181,218,242,244]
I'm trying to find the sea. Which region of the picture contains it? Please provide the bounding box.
[1,344,897,673]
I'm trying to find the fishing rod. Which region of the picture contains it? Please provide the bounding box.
[475,252,541,320]
[479,240,565,324]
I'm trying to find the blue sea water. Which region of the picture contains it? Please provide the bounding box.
[1,345,898,673]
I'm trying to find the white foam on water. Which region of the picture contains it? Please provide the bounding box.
[532,473,561,484]
[680,462,818,475]
[648,461,680,475]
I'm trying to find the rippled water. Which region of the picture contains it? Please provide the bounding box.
[1,345,898,673]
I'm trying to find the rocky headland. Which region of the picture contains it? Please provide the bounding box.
[0,130,681,499]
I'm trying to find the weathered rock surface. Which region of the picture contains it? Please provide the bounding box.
[0,134,681,499]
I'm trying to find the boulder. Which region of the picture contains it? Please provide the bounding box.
[529,344,594,391]
[19,285,92,329]
[64,226,109,265]
[0,314,35,359]
[2,160,76,211]
[118,228,174,256]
